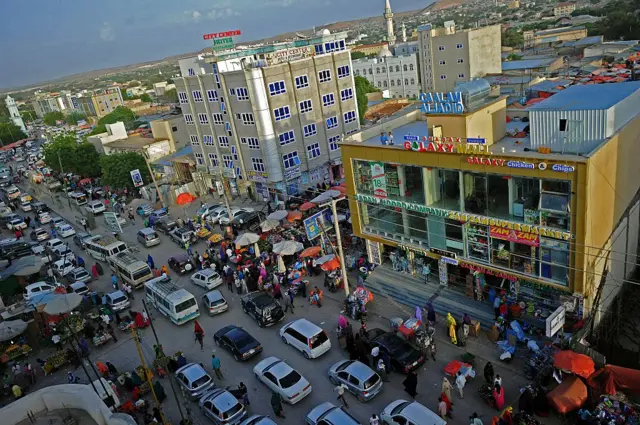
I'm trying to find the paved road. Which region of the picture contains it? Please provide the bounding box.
[8,173,559,425]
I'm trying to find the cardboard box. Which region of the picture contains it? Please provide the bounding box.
[470,320,481,337]
[487,326,500,342]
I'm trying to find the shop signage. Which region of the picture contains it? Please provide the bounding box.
[130,169,144,187]
[222,168,236,178]
[490,226,539,246]
[213,37,235,51]
[371,163,387,199]
[304,209,328,241]
[265,46,313,64]
[247,171,268,183]
[459,262,518,282]
[467,157,505,167]
[419,92,465,114]
[367,240,383,265]
[203,30,242,40]
[429,248,457,260]
[466,138,486,145]
[284,166,301,181]
[404,135,419,142]
[404,138,489,155]
[441,256,459,266]
[552,164,575,173]
[354,193,572,241]
[507,160,535,170]
[545,306,565,337]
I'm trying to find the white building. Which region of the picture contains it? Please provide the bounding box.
[87,122,128,154]
[5,96,27,133]
[352,49,420,98]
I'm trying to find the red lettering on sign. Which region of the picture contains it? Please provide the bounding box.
[203,30,242,40]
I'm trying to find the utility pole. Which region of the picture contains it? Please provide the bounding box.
[131,326,169,425]
[142,151,165,208]
[320,196,350,296]
[57,151,72,207]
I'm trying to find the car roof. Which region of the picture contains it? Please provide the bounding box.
[204,290,224,302]
[288,318,322,335]
[25,281,52,290]
[344,361,375,380]
[76,232,90,238]
[248,292,275,306]
[70,282,88,289]
[71,267,87,274]
[399,401,442,423]
[226,327,251,342]
[108,290,126,299]
[264,360,292,379]
[171,253,189,262]
[198,268,217,277]
[209,390,239,410]
[307,403,348,424]
[179,363,208,381]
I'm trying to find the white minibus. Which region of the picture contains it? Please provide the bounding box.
[70,192,87,206]
[85,235,128,261]
[107,250,153,289]
[144,276,200,325]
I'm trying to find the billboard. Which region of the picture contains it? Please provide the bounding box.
[130,169,144,187]
[303,209,330,241]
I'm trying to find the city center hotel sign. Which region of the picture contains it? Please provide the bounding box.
[420,92,465,114]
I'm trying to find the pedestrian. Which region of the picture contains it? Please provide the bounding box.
[147,254,155,270]
[185,241,192,256]
[270,391,285,418]
[484,362,494,385]
[282,289,294,314]
[470,413,484,425]
[123,283,134,300]
[493,384,505,410]
[91,264,98,279]
[493,296,501,320]
[376,357,388,382]
[161,265,169,275]
[442,377,453,402]
[334,382,349,408]
[379,132,388,145]
[111,274,118,290]
[81,218,87,232]
[23,363,35,385]
[128,210,135,222]
[152,407,163,424]
[369,414,380,425]
[403,370,418,398]
[234,274,242,294]
[238,381,250,405]
[273,282,282,300]
[211,354,223,379]
[455,371,466,399]
[494,374,502,387]
[14,229,21,240]
[25,216,31,228]
[226,272,233,292]
[194,321,205,351]
[388,131,394,145]
[438,397,448,420]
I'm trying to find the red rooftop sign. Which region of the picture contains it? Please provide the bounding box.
[203,30,242,40]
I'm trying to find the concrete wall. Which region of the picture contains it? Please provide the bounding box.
[468,25,502,79]
[346,109,421,143]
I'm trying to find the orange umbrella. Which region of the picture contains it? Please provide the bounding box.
[299,202,316,212]
[287,210,303,222]
[334,186,348,194]
[338,182,346,187]
[321,257,341,271]
[176,192,196,205]
[300,246,321,258]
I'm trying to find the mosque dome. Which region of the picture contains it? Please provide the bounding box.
[316,28,331,36]
[378,45,393,58]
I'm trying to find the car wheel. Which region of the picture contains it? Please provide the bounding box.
[258,320,264,328]
[214,338,220,347]
[281,335,288,345]
[242,304,248,314]
[303,351,310,359]
[329,376,338,385]
[234,353,241,361]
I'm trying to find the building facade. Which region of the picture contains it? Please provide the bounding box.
[174,31,359,199]
[418,23,502,93]
[350,42,390,57]
[554,2,576,17]
[524,26,588,49]
[352,54,420,98]
[5,96,27,133]
[32,87,124,118]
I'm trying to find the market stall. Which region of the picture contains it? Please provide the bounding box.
[547,375,588,414]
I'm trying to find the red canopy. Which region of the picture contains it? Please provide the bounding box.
[321,257,340,271]
[587,365,640,395]
[176,192,196,205]
[553,350,595,378]
[299,202,316,212]
[547,375,588,414]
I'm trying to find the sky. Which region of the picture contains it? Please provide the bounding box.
[0,0,430,89]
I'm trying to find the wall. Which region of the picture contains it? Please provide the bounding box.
[467,25,502,80]
[529,108,608,154]
[346,109,421,142]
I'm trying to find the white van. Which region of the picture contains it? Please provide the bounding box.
[279,318,331,359]
[85,235,127,261]
[144,276,200,325]
[107,250,153,289]
[70,192,87,206]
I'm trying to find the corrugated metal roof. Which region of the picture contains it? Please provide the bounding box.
[528,81,640,110]
[560,36,603,48]
[534,26,585,37]
[484,75,534,85]
[502,58,557,71]
[529,79,573,93]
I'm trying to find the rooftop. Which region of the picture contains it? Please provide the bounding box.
[502,57,558,71]
[103,135,167,150]
[528,78,573,93]
[533,26,585,37]
[555,2,576,7]
[559,35,603,48]
[528,81,640,111]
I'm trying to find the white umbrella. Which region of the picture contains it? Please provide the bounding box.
[310,189,342,204]
[277,255,286,273]
[267,210,288,221]
[273,240,304,256]
[254,243,261,258]
[315,254,336,265]
[260,219,280,232]
[0,319,28,342]
[235,232,260,246]
[43,293,83,315]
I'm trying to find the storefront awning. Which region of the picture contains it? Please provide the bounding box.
[153,146,194,166]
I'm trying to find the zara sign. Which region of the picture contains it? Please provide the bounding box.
[420,92,465,114]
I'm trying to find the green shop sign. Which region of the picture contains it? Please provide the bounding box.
[354,194,449,217]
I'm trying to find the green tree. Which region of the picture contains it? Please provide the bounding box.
[43,133,101,177]
[506,53,523,61]
[43,111,65,126]
[0,122,28,145]
[99,152,150,191]
[164,88,178,103]
[354,76,378,125]
[65,111,87,125]
[594,0,640,40]
[351,51,367,60]
[140,93,152,103]
[90,106,137,135]
[502,28,524,48]
[0,102,9,118]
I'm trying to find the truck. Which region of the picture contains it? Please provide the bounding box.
[45,179,61,191]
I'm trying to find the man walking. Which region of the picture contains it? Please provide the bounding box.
[455,371,466,399]
[334,382,349,408]
[211,354,223,379]
[111,274,118,290]
[282,289,294,314]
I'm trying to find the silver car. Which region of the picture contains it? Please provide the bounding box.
[105,291,130,312]
[328,360,383,401]
[306,402,360,425]
[202,290,228,316]
[240,415,277,425]
[176,363,215,400]
[253,357,312,404]
[199,388,247,424]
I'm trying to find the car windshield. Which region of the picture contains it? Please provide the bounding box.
[310,331,329,349]
[210,298,225,306]
[221,401,243,419]
[196,206,209,215]
[279,370,302,389]
[112,296,127,304]
[191,374,210,389]
[363,373,381,389]
[175,297,196,313]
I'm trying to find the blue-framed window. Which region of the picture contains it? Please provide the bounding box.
[295,75,309,89]
[344,110,357,124]
[303,123,317,138]
[299,99,313,114]
[279,130,295,146]
[340,88,354,101]
[282,151,300,169]
[322,93,335,107]
[326,116,338,129]
[208,153,219,167]
[306,142,321,159]
[328,135,341,151]
[203,135,214,146]
[274,106,291,121]
[337,65,350,78]
[268,81,286,96]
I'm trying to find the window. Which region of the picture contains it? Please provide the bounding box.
[337,65,350,78]
[410,78,415,85]
[236,87,249,101]
[229,88,236,96]
[438,46,445,51]
[252,157,265,172]
[439,60,446,65]
[456,43,463,49]
[314,44,323,55]
[381,66,386,72]
[282,151,300,169]
[222,154,233,168]
[225,122,232,136]
[458,73,465,79]
[218,136,229,147]
[178,92,188,104]
[340,88,354,101]
[390,80,395,87]
[322,93,335,107]
[403,64,408,71]
[192,90,203,102]
[236,113,254,125]
[440,75,447,80]
[376,67,380,74]
[457,58,464,64]
[184,114,194,125]
[212,113,224,125]
[355,69,360,76]
[279,130,295,146]
[194,153,204,166]
[231,146,239,160]
[268,81,286,96]
[274,106,291,121]
[409,64,414,71]
[203,135,214,146]
[395,65,400,72]
[172,126,178,132]
[303,123,317,137]
[207,90,218,102]
[326,116,338,129]
[246,137,260,149]
[295,75,309,89]
[220,96,226,113]
[188,68,195,76]
[306,142,321,159]
[397,79,401,86]
[198,113,209,124]
[190,135,200,146]
[328,135,340,151]
[383,81,388,88]
[299,99,313,114]
[377,81,382,88]
[404,79,409,85]
[318,69,331,83]
[208,153,219,167]
[344,110,357,124]
[368,69,373,75]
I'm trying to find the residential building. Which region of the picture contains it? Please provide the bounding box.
[393,41,419,56]
[150,114,190,152]
[507,0,520,9]
[5,96,27,133]
[341,81,640,335]
[418,22,502,93]
[174,30,359,199]
[71,87,124,118]
[31,93,65,118]
[352,50,420,98]
[524,26,588,49]
[553,2,576,17]
[179,55,209,77]
[350,42,390,57]
[87,122,128,154]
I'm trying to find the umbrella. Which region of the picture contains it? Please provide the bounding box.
[272,240,304,256]
[277,255,286,273]
[299,202,316,212]
[310,189,342,204]
[0,319,28,342]
[321,257,341,271]
[235,232,260,246]
[315,254,336,265]
[553,350,595,378]
[43,292,83,315]
[334,186,348,194]
[176,192,196,205]
[300,246,322,258]
[267,210,288,221]
[260,219,280,232]
[287,210,303,222]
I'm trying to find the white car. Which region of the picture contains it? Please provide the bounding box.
[7,217,27,231]
[195,204,222,220]
[38,211,51,224]
[45,238,65,251]
[205,207,228,224]
[52,259,75,277]
[253,357,312,404]
[380,400,446,425]
[279,318,332,359]
[56,223,76,238]
[31,246,54,266]
[190,269,223,290]
[50,216,65,228]
[23,281,57,301]
[20,202,32,212]
[218,207,254,225]
[85,200,105,215]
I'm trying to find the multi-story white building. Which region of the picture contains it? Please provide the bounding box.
[5,96,27,133]
[352,49,420,98]
[174,30,359,199]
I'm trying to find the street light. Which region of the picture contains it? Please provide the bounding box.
[320,196,350,297]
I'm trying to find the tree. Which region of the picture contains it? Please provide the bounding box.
[0,122,27,145]
[99,152,150,191]
[351,51,367,60]
[502,28,524,48]
[164,88,178,103]
[354,76,378,125]
[43,133,101,177]
[65,111,86,125]
[506,53,523,61]
[43,111,65,126]
[90,106,137,135]
[140,93,152,103]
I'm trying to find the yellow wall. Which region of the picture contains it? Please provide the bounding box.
[350,43,388,56]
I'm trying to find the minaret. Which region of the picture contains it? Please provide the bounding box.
[401,22,407,43]
[384,0,396,45]
[5,96,27,133]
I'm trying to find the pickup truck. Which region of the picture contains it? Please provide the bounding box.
[45,179,62,191]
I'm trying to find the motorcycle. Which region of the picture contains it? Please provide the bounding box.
[415,326,437,361]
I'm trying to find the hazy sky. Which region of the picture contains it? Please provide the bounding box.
[0,0,430,89]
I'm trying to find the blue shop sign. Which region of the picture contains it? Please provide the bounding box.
[420,92,465,114]
[466,137,486,145]
[404,135,419,141]
[551,164,575,173]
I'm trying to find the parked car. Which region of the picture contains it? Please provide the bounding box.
[195,204,222,220]
[206,207,229,224]
[52,259,75,278]
[168,254,194,275]
[380,400,446,425]
[66,267,92,284]
[253,357,312,404]
[7,217,27,231]
[239,416,277,425]
[218,207,254,225]
[241,292,285,327]
[51,246,74,261]
[213,325,262,361]
[23,281,57,301]
[361,328,425,374]
[169,227,197,246]
[199,388,247,425]
[328,360,383,402]
[56,223,76,238]
[32,201,49,214]
[50,216,65,228]
[190,269,222,290]
[85,200,106,215]
[175,363,215,400]
[305,402,360,425]
[68,281,89,296]
[148,209,169,225]
[37,211,51,224]
[136,204,154,217]
[137,228,161,248]
[45,238,65,251]
[231,211,265,231]
[105,291,130,312]
[31,245,54,266]
[279,318,331,359]
[73,232,93,249]
[30,227,50,242]
[153,217,177,235]
[0,241,35,261]
[202,290,228,316]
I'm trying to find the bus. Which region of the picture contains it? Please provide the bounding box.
[85,235,128,261]
[70,192,87,206]
[144,276,200,325]
[107,251,153,289]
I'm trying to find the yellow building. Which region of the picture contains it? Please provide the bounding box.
[554,1,576,16]
[524,26,587,49]
[350,42,390,57]
[507,0,520,9]
[341,80,640,329]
